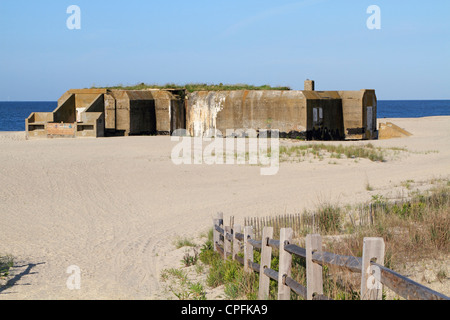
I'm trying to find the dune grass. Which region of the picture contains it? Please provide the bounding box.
[162,181,448,300]
[279,143,408,163]
[0,255,14,279]
[196,182,449,300]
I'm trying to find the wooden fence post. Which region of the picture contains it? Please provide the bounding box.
[361,237,385,300]
[306,234,323,300]
[224,226,232,261]
[278,228,293,300]
[213,212,223,252]
[258,227,274,300]
[233,225,241,261]
[243,226,254,273]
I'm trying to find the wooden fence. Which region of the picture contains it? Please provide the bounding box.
[213,212,450,300]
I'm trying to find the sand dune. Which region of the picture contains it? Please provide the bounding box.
[0,116,449,299]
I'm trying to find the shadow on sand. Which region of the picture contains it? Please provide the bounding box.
[0,262,45,295]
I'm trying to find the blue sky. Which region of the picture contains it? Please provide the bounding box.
[0,0,449,100]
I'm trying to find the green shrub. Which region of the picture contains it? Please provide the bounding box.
[0,255,13,278]
[316,204,342,234]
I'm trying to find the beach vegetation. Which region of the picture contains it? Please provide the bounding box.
[181,249,199,267]
[0,255,13,279]
[278,143,396,163]
[174,237,197,249]
[195,181,449,300]
[160,268,207,300]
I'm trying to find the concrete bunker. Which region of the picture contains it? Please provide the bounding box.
[185,81,372,141]
[26,81,378,141]
[26,88,186,139]
[105,90,156,136]
[339,89,378,140]
[26,89,106,139]
[187,90,308,138]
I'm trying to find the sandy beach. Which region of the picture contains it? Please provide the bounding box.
[0,116,449,300]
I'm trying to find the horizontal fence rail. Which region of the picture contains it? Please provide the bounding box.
[212,212,450,301]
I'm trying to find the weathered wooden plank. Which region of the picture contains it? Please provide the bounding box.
[235,232,244,241]
[268,239,280,250]
[224,226,232,262]
[284,244,307,258]
[213,212,223,253]
[306,234,323,300]
[215,224,233,241]
[233,225,241,262]
[258,227,274,300]
[361,237,385,300]
[312,251,362,273]
[263,267,279,282]
[244,226,254,273]
[248,238,262,249]
[285,244,449,300]
[235,254,244,265]
[215,242,224,256]
[374,263,450,301]
[312,293,333,300]
[285,276,307,299]
[249,261,260,273]
[278,228,293,300]
[214,224,224,235]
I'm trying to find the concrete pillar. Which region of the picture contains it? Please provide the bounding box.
[305,79,315,91]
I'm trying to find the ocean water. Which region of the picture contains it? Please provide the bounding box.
[0,100,449,132]
[378,100,450,119]
[0,101,57,132]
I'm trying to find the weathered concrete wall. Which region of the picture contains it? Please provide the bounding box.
[104,94,116,131]
[53,94,76,123]
[77,112,105,138]
[26,112,54,139]
[56,89,107,123]
[187,91,227,137]
[146,90,185,135]
[304,80,315,91]
[304,91,344,140]
[57,91,72,108]
[46,123,76,138]
[108,90,132,135]
[149,90,171,134]
[339,89,377,140]
[115,98,131,134]
[171,98,186,134]
[362,90,377,140]
[84,94,104,113]
[76,95,106,138]
[187,90,307,137]
[107,90,157,136]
